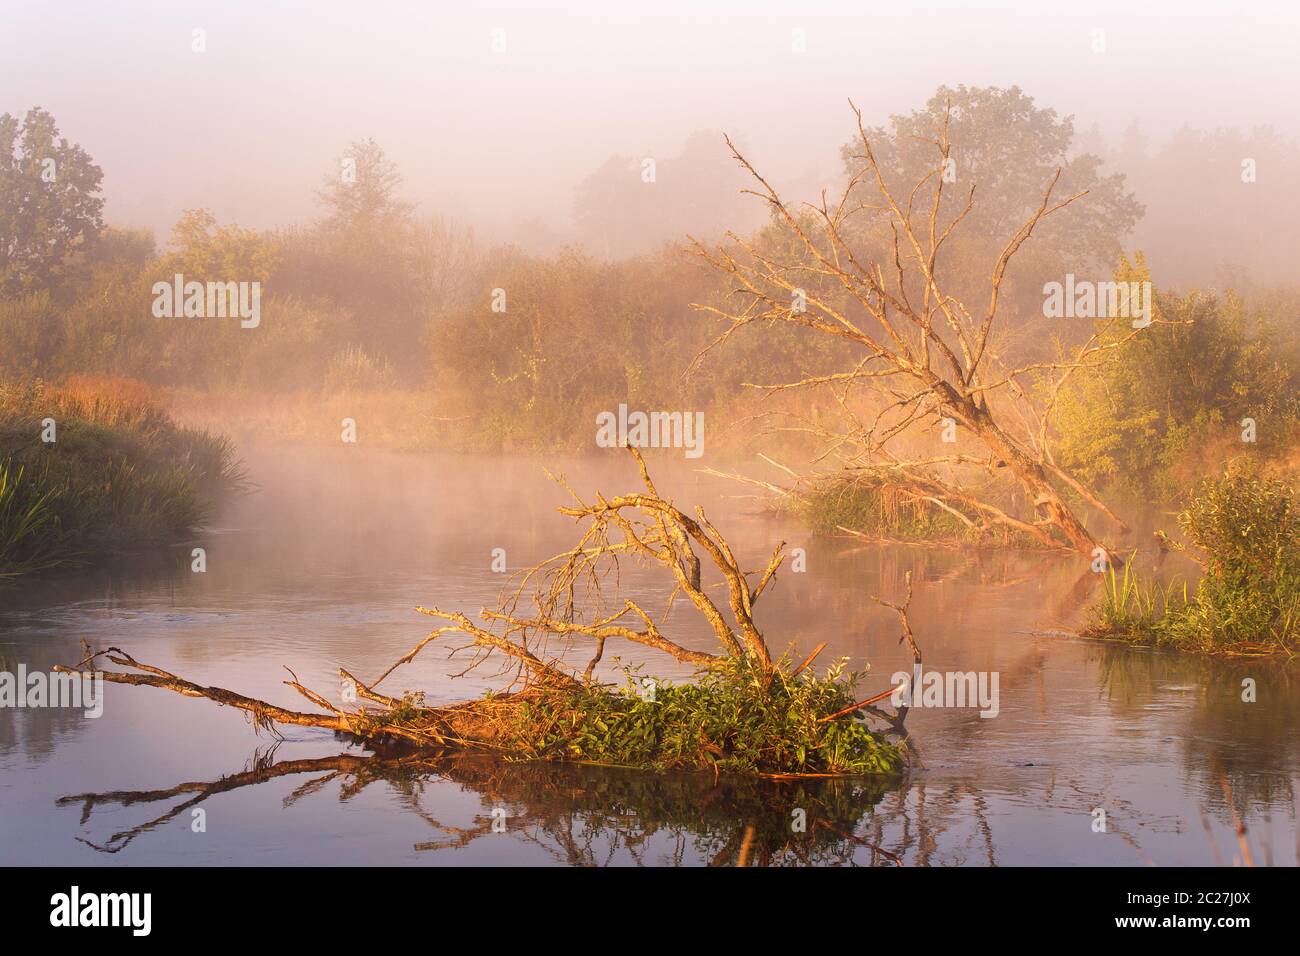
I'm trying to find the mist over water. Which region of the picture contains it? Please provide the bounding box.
[1,449,1294,865]
[2,0,1298,875]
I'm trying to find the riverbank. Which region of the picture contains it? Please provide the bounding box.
[3,447,1291,865]
[1083,465,1298,659]
[0,377,243,578]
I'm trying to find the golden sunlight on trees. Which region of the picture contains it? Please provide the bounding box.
[692,99,1144,553]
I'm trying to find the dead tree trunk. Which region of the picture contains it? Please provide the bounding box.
[963,401,1097,552]
[691,99,1147,554]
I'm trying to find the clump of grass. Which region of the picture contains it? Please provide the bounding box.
[798,475,1031,546]
[1086,462,1299,656]
[0,458,76,576]
[0,377,244,577]
[324,345,397,392]
[1087,560,1187,643]
[800,478,965,538]
[496,656,906,775]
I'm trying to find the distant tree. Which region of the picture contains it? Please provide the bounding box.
[843,85,1141,269]
[573,130,763,257]
[0,107,105,294]
[90,226,156,268]
[163,208,280,283]
[429,246,717,449]
[1102,123,1300,287]
[317,138,413,232]
[290,141,422,376]
[840,86,1143,358]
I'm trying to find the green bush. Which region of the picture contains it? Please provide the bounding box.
[1162,464,1298,650]
[1053,265,1299,504]
[0,379,243,577]
[507,656,906,775]
[1087,462,1299,654]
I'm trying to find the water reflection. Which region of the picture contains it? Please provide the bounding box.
[1094,647,1298,835]
[57,745,944,866]
[4,448,1297,865]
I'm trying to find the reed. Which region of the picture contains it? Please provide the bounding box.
[1085,464,1298,656]
[0,458,75,575]
[0,377,243,578]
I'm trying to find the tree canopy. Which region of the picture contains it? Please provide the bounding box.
[0,107,105,295]
[317,138,413,233]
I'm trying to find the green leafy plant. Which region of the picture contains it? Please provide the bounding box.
[508,656,905,775]
[0,378,243,578]
[1086,462,1298,655]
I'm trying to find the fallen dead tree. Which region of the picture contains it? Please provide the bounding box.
[56,448,915,777]
[690,99,1154,553]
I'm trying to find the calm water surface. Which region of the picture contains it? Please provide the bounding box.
[1,447,1296,865]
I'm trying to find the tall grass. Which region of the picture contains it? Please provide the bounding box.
[798,476,1032,546]
[801,478,967,540]
[1087,561,1187,642]
[1086,463,1299,656]
[0,459,74,576]
[0,377,244,578]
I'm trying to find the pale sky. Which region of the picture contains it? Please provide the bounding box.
[3,0,1297,243]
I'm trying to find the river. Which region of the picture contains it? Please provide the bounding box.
[1,446,1295,865]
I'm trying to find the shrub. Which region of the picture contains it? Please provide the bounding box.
[410,656,903,775]
[1087,461,1298,654]
[1053,265,1299,505]
[1161,464,1298,650]
[0,378,243,577]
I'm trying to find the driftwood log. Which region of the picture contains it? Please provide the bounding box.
[56,448,915,760]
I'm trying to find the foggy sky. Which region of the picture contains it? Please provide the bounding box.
[3,0,1297,245]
